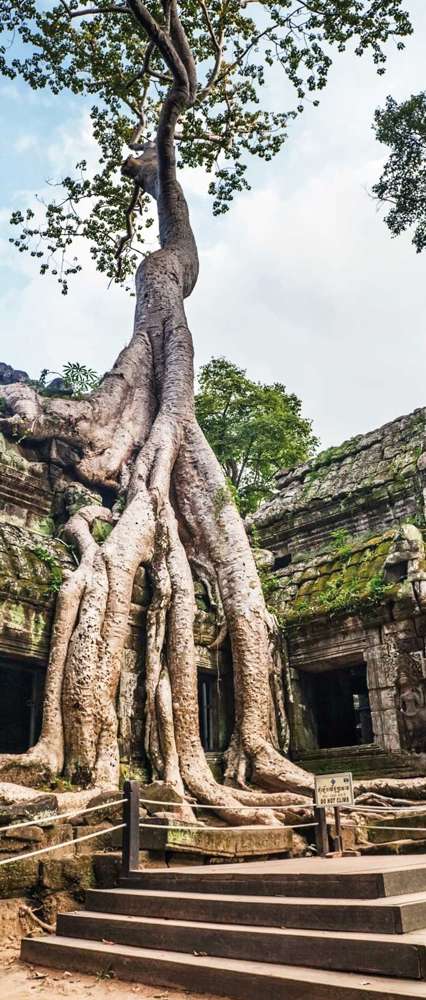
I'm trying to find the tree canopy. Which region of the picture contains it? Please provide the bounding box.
[1,1,412,291]
[195,357,317,514]
[372,92,426,253]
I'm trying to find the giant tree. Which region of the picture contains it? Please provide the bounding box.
[0,1,414,821]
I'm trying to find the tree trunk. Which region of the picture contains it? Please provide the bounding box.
[0,133,315,821]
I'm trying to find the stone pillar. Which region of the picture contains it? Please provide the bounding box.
[365,637,403,752]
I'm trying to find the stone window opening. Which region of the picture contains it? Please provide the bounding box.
[384,560,409,584]
[0,659,45,754]
[274,553,292,571]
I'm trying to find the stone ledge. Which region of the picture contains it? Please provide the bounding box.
[140,822,293,857]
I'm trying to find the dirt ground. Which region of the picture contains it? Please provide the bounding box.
[0,947,222,1000]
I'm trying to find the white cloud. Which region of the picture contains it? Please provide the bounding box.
[14,135,38,154]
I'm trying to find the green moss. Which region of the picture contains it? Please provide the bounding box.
[6,602,26,629]
[91,519,113,544]
[33,515,55,537]
[213,484,234,519]
[274,530,400,626]
[31,544,63,593]
[119,762,150,786]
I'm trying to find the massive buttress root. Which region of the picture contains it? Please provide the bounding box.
[0,131,313,822]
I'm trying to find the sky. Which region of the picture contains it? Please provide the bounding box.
[0,2,425,451]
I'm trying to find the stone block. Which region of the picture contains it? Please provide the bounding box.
[381,732,402,752]
[0,858,39,899]
[70,791,126,827]
[0,793,58,828]
[3,824,45,844]
[73,823,116,855]
[92,852,122,888]
[39,856,94,892]
[140,822,293,858]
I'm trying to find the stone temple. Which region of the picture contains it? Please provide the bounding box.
[251,405,426,779]
[0,401,426,782]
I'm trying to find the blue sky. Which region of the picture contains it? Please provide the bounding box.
[1,2,426,449]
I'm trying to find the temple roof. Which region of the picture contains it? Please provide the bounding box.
[251,407,426,560]
[267,524,426,626]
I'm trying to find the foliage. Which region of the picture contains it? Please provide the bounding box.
[196,357,317,515]
[32,544,63,593]
[372,93,426,252]
[35,362,100,395]
[62,361,100,393]
[1,1,412,291]
[277,533,398,626]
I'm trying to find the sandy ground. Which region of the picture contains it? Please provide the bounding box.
[0,947,222,1000]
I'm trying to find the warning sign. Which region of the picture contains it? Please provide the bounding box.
[314,772,354,808]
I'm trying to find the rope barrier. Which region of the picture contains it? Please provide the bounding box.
[0,822,126,867]
[139,821,319,832]
[341,804,426,815]
[138,797,310,811]
[0,798,126,835]
[366,825,426,833]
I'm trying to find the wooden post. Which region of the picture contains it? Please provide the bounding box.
[122,780,140,877]
[334,805,343,854]
[314,805,329,858]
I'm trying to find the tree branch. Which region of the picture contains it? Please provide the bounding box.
[58,1,128,17]
[126,0,189,92]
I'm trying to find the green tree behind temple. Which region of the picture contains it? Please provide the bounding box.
[373,93,426,252]
[195,357,318,516]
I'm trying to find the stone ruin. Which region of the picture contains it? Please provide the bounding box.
[1,388,426,932]
[251,405,426,780]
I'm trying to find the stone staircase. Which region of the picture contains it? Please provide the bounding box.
[21,856,426,998]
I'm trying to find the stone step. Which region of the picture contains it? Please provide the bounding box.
[21,936,426,998]
[118,858,426,899]
[85,888,426,934]
[57,910,426,980]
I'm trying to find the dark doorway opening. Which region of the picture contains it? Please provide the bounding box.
[310,664,373,749]
[0,660,44,754]
[197,666,234,756]
[198,672,219,752]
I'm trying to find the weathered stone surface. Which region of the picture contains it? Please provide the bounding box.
[140,821,293,857]
[92,852,122,887]
[0,858,39,898]
[141,781,185,813]
[0,792,58,828]
[251,406,426,772]
[251,407,426,558]
[73,823,116,855]
[39,856,94,892]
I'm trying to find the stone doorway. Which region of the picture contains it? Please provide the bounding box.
[0,659,44,753]
[309,663,373,749]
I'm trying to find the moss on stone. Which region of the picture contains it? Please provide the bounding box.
[91,519,113,544]
[33,516,55,537]
[0,858,39,899]
[270,530,402,626]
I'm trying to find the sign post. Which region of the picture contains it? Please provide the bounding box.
[314,772,354,857]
